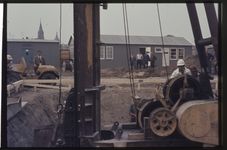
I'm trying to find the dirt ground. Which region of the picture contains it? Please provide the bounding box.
[11,53,218,129]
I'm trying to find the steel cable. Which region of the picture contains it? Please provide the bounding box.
[58,3,62,106]
[157,3,169,80]
[122,3,136,98]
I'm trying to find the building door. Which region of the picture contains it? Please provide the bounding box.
[162,48,169,66]
[146,47,151,66]
[22,48,33,66]
[139,47,145,55]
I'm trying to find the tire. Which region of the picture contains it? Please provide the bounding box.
[7,72,21,85]
[41,74,57,86]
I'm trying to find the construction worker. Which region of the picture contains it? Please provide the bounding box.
[136,51,143,69]
[170,59,191,79]
[189,65,213,99]
[205,49,214,74]
[129,95,141,122]
[150,52,157,69]
[189,65,214,81]
[33,51,46,73]
[143,51,149,69]
[7,55,14,84]
[128,52,137,70]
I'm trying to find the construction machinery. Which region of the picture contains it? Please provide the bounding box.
[8,57,59,84]
[31,3,219,147]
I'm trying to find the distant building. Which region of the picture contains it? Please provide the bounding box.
[7,21,60,68]
[54,32,60,41]
[68,34,194,68]
[38,21,44,39]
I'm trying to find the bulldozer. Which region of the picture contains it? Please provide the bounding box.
[8,57,59,85]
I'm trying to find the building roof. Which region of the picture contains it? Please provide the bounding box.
[100,35,193,46]
[7,39,59,43]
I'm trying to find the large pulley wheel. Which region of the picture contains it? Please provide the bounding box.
[137,100,163,130]
[165,75,202,106]
[149,107,177,137]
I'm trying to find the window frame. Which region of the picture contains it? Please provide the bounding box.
[155,47,163,53]
[170,47,178,60]
[178,48,185,59]
[100,46,105,60]
[105,46,114,60]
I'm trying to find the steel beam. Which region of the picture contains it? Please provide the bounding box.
[2,3,7,148]
[186,3,213,98]
[204,3,219,63]
[198,38,212,46]
[92,3,101,134]
[73,3,79,147]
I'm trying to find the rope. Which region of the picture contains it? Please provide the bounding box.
[57,3,63,116]
[122,3,136,98]
[157,4,169,80]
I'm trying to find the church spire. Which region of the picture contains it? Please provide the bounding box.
[38,20,44,39]
[54,31,59,41]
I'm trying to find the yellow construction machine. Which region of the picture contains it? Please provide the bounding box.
[8,57,59,85]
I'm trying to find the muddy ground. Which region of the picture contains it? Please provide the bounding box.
[12,53,218,128]
[7,53,218,147]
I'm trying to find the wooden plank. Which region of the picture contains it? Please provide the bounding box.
[23,79,74,84]
[215,82,218,90]
[23,78,218,85]
[100,79,218,84]
[7,80,24,90]
[128,133,144,140]
[24,84,70,90]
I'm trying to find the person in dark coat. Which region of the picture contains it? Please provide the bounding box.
[189,65,214,99]
[150,52,157,68]
[129,52,137,70]
[33,51,46,73]
[129,95,141,122]
[143,51,149,69]
[7,55,13,84]
[205,49,214,74]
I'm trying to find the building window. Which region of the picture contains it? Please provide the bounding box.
[100,46,105,59]
[106,46,114,59]
[170,48,177,60]
[178,48,185,59]
[155,47,163,53]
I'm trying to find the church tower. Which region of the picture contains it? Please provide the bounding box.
[54,32,59,41]
[38,20,44,39]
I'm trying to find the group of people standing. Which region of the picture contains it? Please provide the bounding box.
[128,51,157,70]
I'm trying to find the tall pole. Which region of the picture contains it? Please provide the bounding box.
[2,3,7,148]
[73,3,79,147]
[204,3,219,64]
[186,3,213,98]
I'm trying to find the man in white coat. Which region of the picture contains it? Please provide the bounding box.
[170,59,191,79]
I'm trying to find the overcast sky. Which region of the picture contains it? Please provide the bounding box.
[7,3,218,45]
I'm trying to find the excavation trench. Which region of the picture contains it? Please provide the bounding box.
[7,90,68,147]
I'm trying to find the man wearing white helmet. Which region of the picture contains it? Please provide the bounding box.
[7,55,14,84]
[170,59,191,79]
